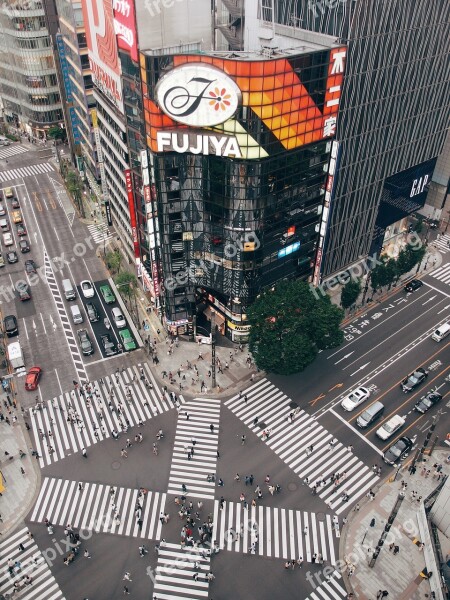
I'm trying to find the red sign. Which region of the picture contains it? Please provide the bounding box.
[287,226,296,236]
[113,0,138,62]
[143,185,151,203]
[124,169,140,259]
[151,249,160,296]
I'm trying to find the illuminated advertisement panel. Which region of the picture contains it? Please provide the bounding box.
[142,47,346,160]
[113,0,138,62]
[81,0,124,113]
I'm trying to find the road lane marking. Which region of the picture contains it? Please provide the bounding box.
[349,361,370,375]
[309,393,325,406]
[423,281,450,298]
[329,408,383,456]
[334,352,353,365]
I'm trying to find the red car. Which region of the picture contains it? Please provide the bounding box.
[25,366,42,391]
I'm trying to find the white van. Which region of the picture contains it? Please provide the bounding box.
[0,218,9,231]
[7,341,25,370]
[70,304,83,324]
[0,136,10,146]
[62,278,76,300]
[3,232,13,246]
[111,307,126,328]
[431,323,450,342]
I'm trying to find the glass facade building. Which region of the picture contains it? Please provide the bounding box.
[0,0,63,135]
[141,47,345,339]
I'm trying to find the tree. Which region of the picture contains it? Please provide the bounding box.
[396,243,426,277]
[105,250,121,274]
[370,256,396,291]
[65,170,84,217]
[47,125,67,142]
[341,279,361,309]
[248,280,344,375]
[114,271,138,300]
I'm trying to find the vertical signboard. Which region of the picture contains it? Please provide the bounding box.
[90,109,111,224]
[124,169,140,259]
[56,33,80,143]
[113,0,138,62]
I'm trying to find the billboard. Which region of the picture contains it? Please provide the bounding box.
[81,0,124,113]
[124,169,140,259]
[113,0,138,63]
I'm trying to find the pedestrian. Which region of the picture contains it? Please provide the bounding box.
[123,586,130,595]
[121,449,128,458]
[210,424,215,433]
[84,549,91,558]
[389,543,395,552]
[303,526,308,536]
[241,435,246,445]
[18,542,25,552]
[82,447,87,458]
[123,572,132,581]
[347,445,353,452]
[370,518,376,528]
[393,545,399,555]
[234,473,240,481]
[297,556,303,568]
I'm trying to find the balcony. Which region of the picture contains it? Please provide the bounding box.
[220,0,244,19]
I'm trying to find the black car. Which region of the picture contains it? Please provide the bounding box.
[404,279,423,293]
[77,328,94,355]
[86,302,100,322]
[100,333,117,356]
[383,436,414,465]
[401,367,428,392]
[25,259,37,274]
[414,391,442,414]
[16,280,30,301]
[16,223,27,236]
[19,239,30,253]
[11,198,20,209]
[7,250,18,264]
[3,314,18,337]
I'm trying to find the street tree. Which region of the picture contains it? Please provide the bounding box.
[341,279,361,309]
[47,125,67,142]
[65,170,84,217]
[370,256,396,291]
[248,280,344,375]
[395,243,426,277]
[105,250,121,274]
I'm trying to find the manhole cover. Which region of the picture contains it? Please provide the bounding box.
[111,461,121,470]
[287,482,298,491]
[316,512,326,522]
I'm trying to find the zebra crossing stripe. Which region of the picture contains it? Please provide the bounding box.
[225,379,379,515]
[167,398,221,499]
[29,364,182,467]
[153,542,211,599]
[213,501,337,564]
[0,527,66,599]
[0,162,54,182]
[430,234,450,255]
[303,570,348,600]
[87,223,114,244]
[430,262,450,284]
[29,477,166,540]
[0,144,28,160]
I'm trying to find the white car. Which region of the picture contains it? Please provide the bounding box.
[341,387,370,412]
[376,414,406,441]
[80,280,95,298]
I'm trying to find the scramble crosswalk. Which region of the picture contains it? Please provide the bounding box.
[167,398,221,500]
[29,363,183,467]
[0,527,66,599]
[431,233,450,255]
[213,500,337,564]
[225,380,379,515]
[303,571,348,600]
[0,161,54,182]
[0,143,28,160]
[429,261,450,286]
[29,477,166,540]
[87,222,114,245]
[153,542,212,600]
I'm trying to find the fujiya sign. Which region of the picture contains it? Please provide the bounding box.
[155,63,241,127]
[157,131,242,158]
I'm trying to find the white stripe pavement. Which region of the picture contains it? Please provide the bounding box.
[0,144,28,160]
[430,234,450,255]
[153,542,212,600]
[0,527,66,599]
[213,500,337,564]
[303,570,348,600]
[29,477,166,540]
[87,222,114,245]
[430,262,450,285]
[225,380,379,515]
[29,363,182,467]
[167,398,221,499]
[0,161,54,182]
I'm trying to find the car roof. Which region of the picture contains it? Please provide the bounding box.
[386,414,405,426]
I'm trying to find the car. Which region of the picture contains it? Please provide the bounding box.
[16,223,27,236]
[0,205,6,216]
[3,232,13,246]
[340,386,370,411]
[11,198,20,209]
[7,251,18,264]
[404,279,423,293]
[80,280,95,298]
[25,366,42,391]
[25,259,37,274]
[119,328,136,351]
[0,218,10,231]
[0,254,4,267]
[383,436,414,465]
[414,391,442,414]
[376,414,406,441]
[100,333,117,356]
[99,284,115,304]
[85,302,100,322]
[401,367,428,392]
[11,210,22,224]
[16,280,30,301]
[19,239,30,253]
[3,315,18,337]
[77,328,94,356]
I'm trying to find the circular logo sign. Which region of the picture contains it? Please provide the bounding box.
[155,63,241,127]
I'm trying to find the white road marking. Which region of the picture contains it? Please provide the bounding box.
[329,408,384,456]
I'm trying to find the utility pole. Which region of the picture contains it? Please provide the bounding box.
[368,492,405,567]
[211,312,216,389]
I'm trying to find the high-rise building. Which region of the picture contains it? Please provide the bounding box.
[0,0,63,137]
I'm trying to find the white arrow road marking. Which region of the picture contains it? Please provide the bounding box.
[348,362,371,375]
[422,295,437,305]
[334,352,354,365]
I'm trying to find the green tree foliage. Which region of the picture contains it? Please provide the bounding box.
[341,279,361,309]
[105,250,121,274]
[370,256,397,291]
[248,280,344,375]
[114,272,138,299]
[47,125,67,141]
[396,243,426,277]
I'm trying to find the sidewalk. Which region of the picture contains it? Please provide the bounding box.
[0,390,40,537]
[340,450,450,599]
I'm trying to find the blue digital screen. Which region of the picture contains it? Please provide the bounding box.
[278,241,300,259]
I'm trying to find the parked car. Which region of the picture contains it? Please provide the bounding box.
[383,436,414,465]
[404,279,423,293]
[376,414,406,441]
[0,253,4,267]
[401,368,428,392]
[119,329,136,351]
[77,328,94,356]
[16,223,27,236]
[80,280,95,298]
[6,250,18,264]
[100,333,117,356]
[19,239,30,253]
[16,281,30,301]
[0,205,6,216]
[25,259,37,274]
[341,387,370,411]
[99,284,115,304]
[3,314,18,337]
[414,391,442,414]
[11,198,20,209]
[25,366,42,391]
[86,302,100,322]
